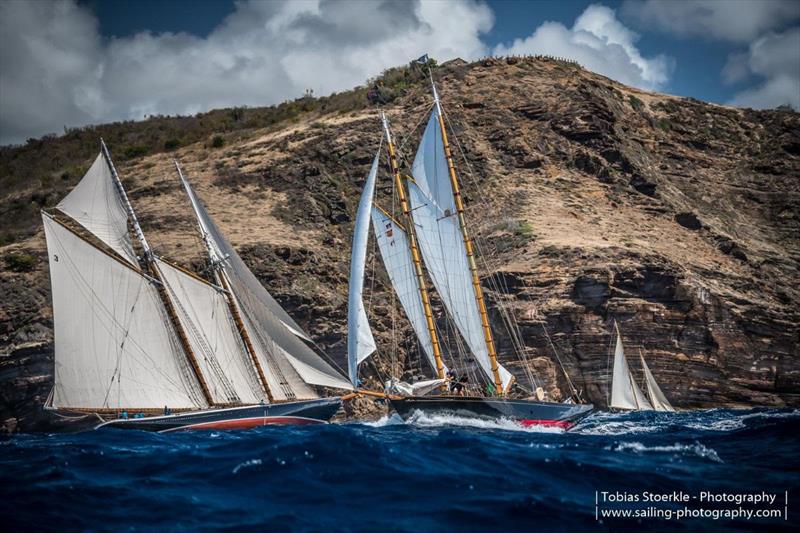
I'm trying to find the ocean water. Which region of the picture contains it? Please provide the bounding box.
[1,408,797,531]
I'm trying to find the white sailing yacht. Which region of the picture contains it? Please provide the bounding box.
[346,80,594,429]
[609,321,675,412]
[42,141,351,431]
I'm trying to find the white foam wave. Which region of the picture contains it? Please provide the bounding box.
[360,414,406,428]
[609,441,723,463]
[405,411,565,434]
[232,458,262,474]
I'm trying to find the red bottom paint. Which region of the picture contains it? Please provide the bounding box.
[179,416,325,431]
[519,419,573,430]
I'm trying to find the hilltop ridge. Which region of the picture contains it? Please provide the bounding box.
[1,56,798,431]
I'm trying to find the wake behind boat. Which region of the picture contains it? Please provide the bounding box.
[41,142,353,431]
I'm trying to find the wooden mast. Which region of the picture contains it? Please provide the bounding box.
[380,113,446,380]
[173,160,275,402]
[429,85,504,392]
[99,139,216,407]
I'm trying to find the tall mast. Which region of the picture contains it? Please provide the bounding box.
[381,113,446,380]
[99,140,215,407]
[429,83,503,392]
[174,160,275,402]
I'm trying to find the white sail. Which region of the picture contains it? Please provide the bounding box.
[56,153,138,265]
[347,150,379,386]
[640,353,675,412]
[178,175,351,393]
[156,259,264,405]
[408,109,513,391]
[371,207,442,374]
[43,215,206,410]
[386,378,446,397]
[610,329,652,410]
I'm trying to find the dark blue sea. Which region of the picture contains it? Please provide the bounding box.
[1,408,797,531]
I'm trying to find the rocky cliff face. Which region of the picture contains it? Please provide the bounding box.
[1,57,798,431]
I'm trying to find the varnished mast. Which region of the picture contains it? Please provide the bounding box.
[430,85,505,392]
[174,160,275,402]
[99,139,216,407]
[381,113,446,381]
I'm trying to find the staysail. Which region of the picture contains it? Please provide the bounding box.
[43,215,206,410]
[407,106,513,391]
[371,207,440,374]
[639,352,674,412]
[610,328,652,410]
[56,153,138,265]
[347,150,380,386]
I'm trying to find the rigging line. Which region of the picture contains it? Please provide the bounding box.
[541,322,579,399]
[606,322,615,406]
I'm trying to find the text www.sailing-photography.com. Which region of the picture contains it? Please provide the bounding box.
[0,0,798,531]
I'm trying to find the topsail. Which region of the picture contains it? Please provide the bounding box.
[640,352,674,412]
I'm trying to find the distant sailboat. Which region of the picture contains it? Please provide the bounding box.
[609,321,674,412]
[346,80,594,429]
[42,141,350,431]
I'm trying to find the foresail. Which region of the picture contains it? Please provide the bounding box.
[408,160,513,389]
[640,353,674,412]
[43,215,206,410]
[56,153,137,265]
[371,207,440,374]
[610,331,651,410]
[347,150,379,385]
[156,259,264,405]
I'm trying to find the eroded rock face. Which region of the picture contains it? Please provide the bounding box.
[1,57,798,430]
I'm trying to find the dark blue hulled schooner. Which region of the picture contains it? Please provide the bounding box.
[42,142,351,431]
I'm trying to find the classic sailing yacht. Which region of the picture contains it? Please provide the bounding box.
[347,82,594,429]
[42,141,351,432]
[609,321,675,411]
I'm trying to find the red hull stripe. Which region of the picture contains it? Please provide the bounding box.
[166,416,326,432]
[519,419,573,429]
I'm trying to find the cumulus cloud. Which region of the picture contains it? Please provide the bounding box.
[622,0,800,43]
[726,28,800,109]
[493,4,673,90]
[0,0,494,145]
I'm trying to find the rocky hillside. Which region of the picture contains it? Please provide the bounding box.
[1,57,798,432]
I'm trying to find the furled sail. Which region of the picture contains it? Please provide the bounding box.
[371,207,441,374]
[179,177,352,393]
[43,215,206,410]
[610,329,652,410]
[639,353,674,412]
[56,153,138,265]
[347,150,380,385]
[408,108,513,391]
[155,258,264,405]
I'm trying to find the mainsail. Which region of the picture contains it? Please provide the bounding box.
[610,327,652,410]
[639,352,674,412]
[371,207,440,374]
[347,151,380,385]
[43,215,206,410]
[407,102,513,391]
[176,165,353,395]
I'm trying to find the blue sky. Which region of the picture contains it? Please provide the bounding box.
[2,0,798,144]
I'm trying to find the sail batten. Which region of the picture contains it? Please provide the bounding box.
[43,215,206,410]
[347,150,380,386]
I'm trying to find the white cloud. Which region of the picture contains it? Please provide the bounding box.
[622,0,800,43]
[0,0,493,145]
[727,28,800,109]
[493,4,674,90]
